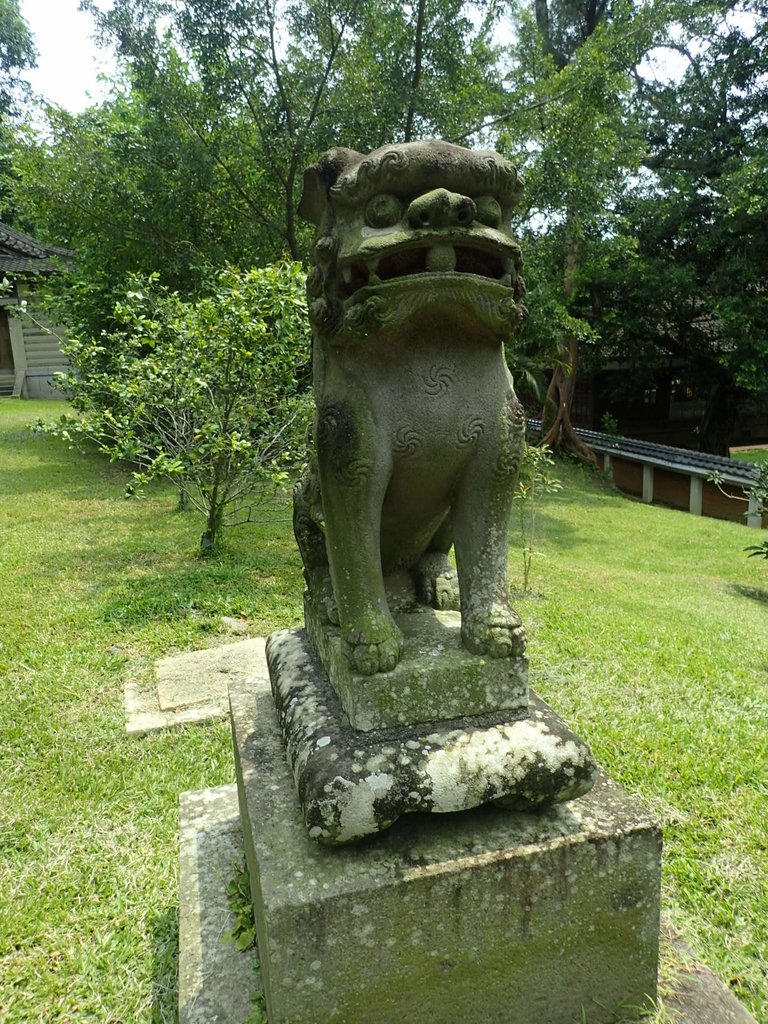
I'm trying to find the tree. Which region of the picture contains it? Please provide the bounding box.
[594,1,768,453]
[79,0,506,260]
[0,0,35,119]
[0,0,36,220]
[513,442,562,592]
[44,262,313,552]
[15,0,507,336]
[498,0,663,460]
[13,82,278,337]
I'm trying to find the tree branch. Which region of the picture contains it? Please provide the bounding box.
[450,85,577,143]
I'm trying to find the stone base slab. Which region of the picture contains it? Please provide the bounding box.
[123,637,267,736]
[179,781,759,1024]
[178,785,260,1024]
[156,637,267,712]
[306,598,528,731]
[124,679,228,736]
[230,671,662,1024]
[265,627,596,843]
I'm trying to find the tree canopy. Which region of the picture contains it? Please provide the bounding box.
[591,1,768,452]
[10,0,768,453]
[496,0,768,454]
[0,0,35,119]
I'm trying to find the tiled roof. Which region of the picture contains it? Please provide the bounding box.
[0,222,73,276]
[527,418,759,485]
[0,255,57,274]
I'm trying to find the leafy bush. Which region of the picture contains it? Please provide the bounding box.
[43,262,313,551]
[745,539,768,560]
[708,462,768,557]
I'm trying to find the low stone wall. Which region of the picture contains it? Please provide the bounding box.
[595,450,766,528]
[528,420,765,530]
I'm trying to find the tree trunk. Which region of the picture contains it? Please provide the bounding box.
[699,378,739,456]
[176,481,191,512]
[540,217,597,464]
[404,0,427,142]
[200,465,225,554]
[200,504,223,554]
[540,334,597,462]
[534,0,551,47]
[285,161,300,260]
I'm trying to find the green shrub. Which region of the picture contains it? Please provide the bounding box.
[42,262,313,551]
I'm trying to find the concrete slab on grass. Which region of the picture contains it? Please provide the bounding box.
[662,928,758,1024]
[123,637,267,736]
[179,784,261,1024]
[157,639,267,712]
[179,779,758,1024]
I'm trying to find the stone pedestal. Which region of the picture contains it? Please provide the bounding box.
[266,627,596,843]
[231,673,662,1024]
[305,600,529,731]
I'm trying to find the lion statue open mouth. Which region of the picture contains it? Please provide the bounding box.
[294,140,528,677]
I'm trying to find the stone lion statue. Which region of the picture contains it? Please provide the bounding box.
[293,140,528,676]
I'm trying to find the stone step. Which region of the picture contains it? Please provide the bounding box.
[178,785,260,1024]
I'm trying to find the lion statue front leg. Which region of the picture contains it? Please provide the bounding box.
[315,395,404,676]
[454,392,527,660]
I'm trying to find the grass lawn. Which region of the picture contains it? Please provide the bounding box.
[732,447,768,466]
[1,399,766,1023]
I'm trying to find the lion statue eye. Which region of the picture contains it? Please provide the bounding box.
[365,194,404,229]
[475,196,502,228]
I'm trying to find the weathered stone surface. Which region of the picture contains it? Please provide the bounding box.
[663,928,759,1024]
[124,637,268,735]
[294,140,529,678]
[265,627,595,843]
[177,782,756,1024]
[123,679,227,736]
[306,599,528,730]
[665,971,758,1024]
[230,672,662,1024]
[156,637,267,712]
[178,785,260,1024]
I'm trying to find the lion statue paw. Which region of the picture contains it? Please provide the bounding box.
[461,602,526,659]
[343,616,404,675]
[416,553,460,611]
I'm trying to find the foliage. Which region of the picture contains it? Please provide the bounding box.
[499,0,665,459]
[12,85,274,337]
[14,0,506,332]
[748,463,768,517]
[42,262,313,552]
[226,862,258,952]
[496,2,768,457]
[72,0,502,259]
[0,0,35,119]
[0,0,36,221]
[600,411,620,436]
[707,462,768,549]
[226,859,270,1024]
[11,2,768,463]
[512,442,562,591]
[744,539,768,560]
[588,1,768,453]
[244,994,269,1024]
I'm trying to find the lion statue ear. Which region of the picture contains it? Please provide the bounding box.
[299,147,363,225]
